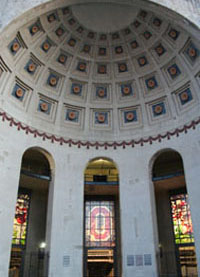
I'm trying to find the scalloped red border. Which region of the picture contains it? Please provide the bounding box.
[0,111,200,149]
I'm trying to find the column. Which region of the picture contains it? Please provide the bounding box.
[118,150,158,277]
[0,140,22,276]
[47,149,85,277]
[182,146,200,276]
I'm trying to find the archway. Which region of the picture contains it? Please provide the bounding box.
[83,158,121,277]
[9,148,53,277]
[152,149,197,276]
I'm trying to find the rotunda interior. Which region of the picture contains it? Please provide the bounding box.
[0,1,200,277]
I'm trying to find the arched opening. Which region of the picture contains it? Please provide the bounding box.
[83,157,121,277]
[152,149,197,276]
[9,148,53,277]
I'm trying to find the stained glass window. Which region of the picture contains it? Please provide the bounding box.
[12,192,30,246]
[170,193,194,244]
[85,201,115,247]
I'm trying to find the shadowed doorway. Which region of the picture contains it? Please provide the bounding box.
[84,158,121,277]
[152,150,198,277]
[9,148,52,277]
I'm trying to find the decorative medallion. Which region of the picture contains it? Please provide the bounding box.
[143,31,152,40]
[58,54,67,65]
[82,44,91,53]
[98,64,107,74]
[139,10,147,19]
[138,56,148,67]
[12,85,25,100]
[9,38,21,54]
[68,38,76,47]
[55,27,64,37]
[95,112,108,124]
[133,20,141,28]
[15,88,24,98]
[48,74,59,87]
[131,40,138,49]
[185,42,199,62]
[39,101,50,113]
[121,84,133,96]
[152,103,166,116]
[47,13,56,23]
[77,26,84,33]
[96,87,107,98]
[29,23,40,35]
[99,47,106,56]
[25,60,37,74]
[71,83,82,95]
[168,28,180,40]
[88,32,95,39]
[167,64,181,79]
[66,109,79,122]
[155,44,166,56]
[179,88,193,105]
[118,63,128,73]
[153,18,162,27]
[100,34,107,40]
[77,62,87,72]
[115,46,123,54]
[124,28,131,35]
[68,111,76,120]
[124,110,137,123]
[68,18,76,25]
[145,77,158,90]
[112,32,120,40]
[41,40,51,52]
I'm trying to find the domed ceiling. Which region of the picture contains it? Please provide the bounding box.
[0,2,200,147]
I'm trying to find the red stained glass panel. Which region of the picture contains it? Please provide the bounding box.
[85,201,115,247]
[170,193,194,244]
[12,192,30,246]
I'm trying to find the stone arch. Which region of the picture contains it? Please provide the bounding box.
[85,156,119,172]
[149,147,182,179]
[150,148,198,276]
[9,146,55,277]
[83,156,121,276]
[22,146,55,172]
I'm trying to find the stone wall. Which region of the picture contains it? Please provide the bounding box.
[0,115,200,276]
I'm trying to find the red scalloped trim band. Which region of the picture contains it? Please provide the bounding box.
[0,111,200,149]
